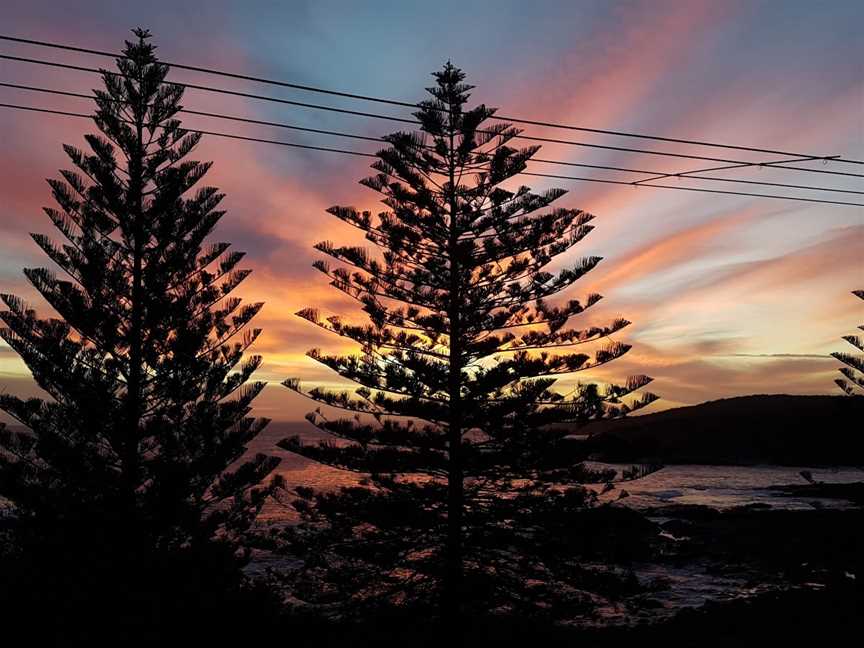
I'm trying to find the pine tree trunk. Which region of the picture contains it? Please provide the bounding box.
[443,110,464,628]
[445,294,464,627]
[123,87,145,528]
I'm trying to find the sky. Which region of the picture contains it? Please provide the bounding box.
[0,0,862,422]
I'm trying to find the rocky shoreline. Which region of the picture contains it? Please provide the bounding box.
[282,503,863,645]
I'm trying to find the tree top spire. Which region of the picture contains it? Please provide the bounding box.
[131,27,152,41]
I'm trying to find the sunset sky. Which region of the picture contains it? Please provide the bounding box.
[1,0,862,422]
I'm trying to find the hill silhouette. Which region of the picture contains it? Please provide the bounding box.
[581,395,864,465]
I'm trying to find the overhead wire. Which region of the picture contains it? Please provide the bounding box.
[2,80,861,196]
[1,51,862,178]
[1,100,860,207]
[1,32,861,165]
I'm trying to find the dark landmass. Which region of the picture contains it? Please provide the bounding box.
[582,394,864,465]
[653,506,863,575]
[769,481,864,505]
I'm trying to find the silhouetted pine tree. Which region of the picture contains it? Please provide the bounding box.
[280,63,658,622]
[0,30,279,620]
[834,289,864,395]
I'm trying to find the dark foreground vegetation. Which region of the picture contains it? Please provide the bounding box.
[293,585,863,648]
[585,394,864,465]
[2,505,862,646]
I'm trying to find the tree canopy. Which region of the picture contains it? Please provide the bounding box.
[834,289,864,395]
[0,28,278,559]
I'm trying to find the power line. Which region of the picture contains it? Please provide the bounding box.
[2,32,861,166]
[0,53,417,124]
[532,157,862,195]
[2,51,862,180]
[3,80,862,197]
[0,34,419,109]
[1,100,861,208]
[0,102,377,158]
[521,171,864,207]
[0,81,387,145]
